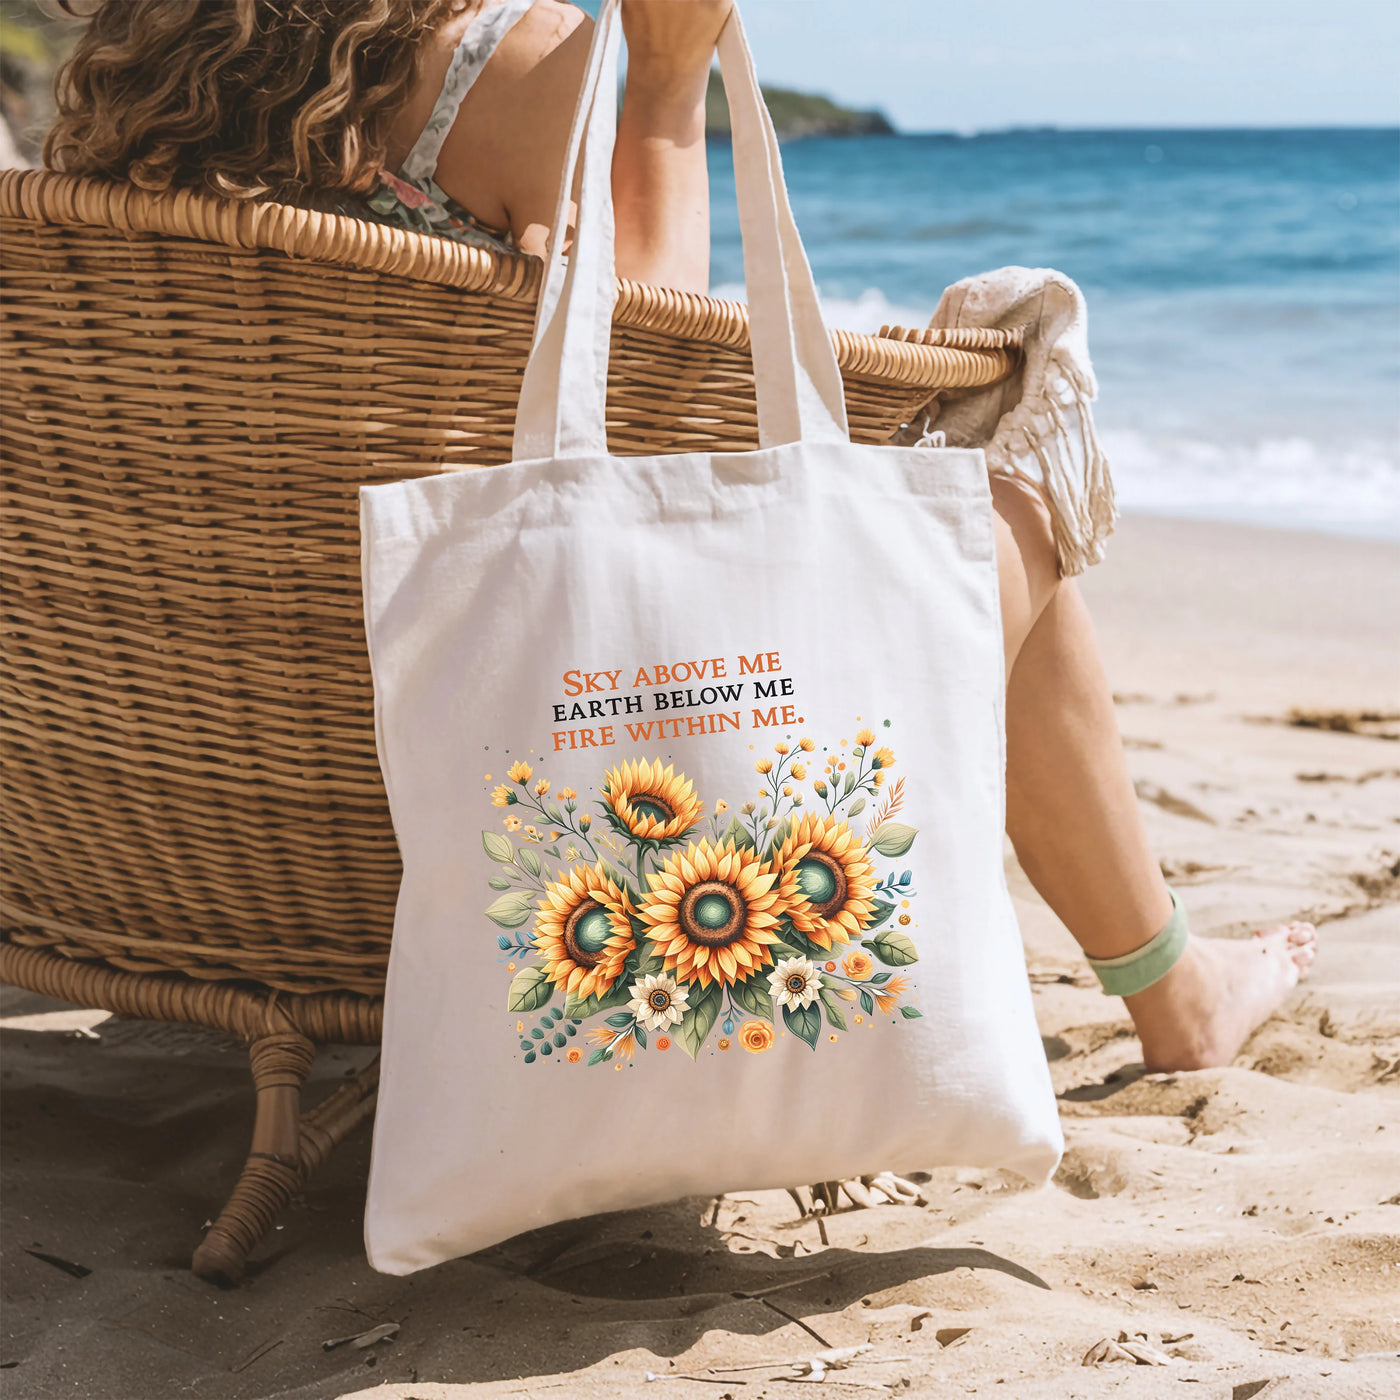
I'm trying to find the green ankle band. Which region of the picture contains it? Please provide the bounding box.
[1085,888,1189,998]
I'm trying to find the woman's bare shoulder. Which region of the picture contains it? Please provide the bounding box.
[433,0,593,247]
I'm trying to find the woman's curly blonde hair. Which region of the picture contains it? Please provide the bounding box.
[44,0,472,200]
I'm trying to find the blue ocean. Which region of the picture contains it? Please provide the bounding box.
[707,128,1400,537]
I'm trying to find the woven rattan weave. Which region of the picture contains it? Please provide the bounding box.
[0,166,1020,1277]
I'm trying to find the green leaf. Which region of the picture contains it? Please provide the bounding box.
[863,928,919,967]
[769,817,791,852]
[859,990,875,1016]
[870,822,918,857]
[604,1012,634,1028]
[628,942,665,979]
[483,831,515,864]
[730,973,774,1020]
[588,1047,611,1066]
[900,1005,923,1020]
[545,804,566,826]
[632,1024,647,1050]
[564,977,634,1020]
[518,846,542,878]
[843,770,857,797]
[524,1050,536,1063]
[552,1030,567,1046]
[864,899,896,930]
[783,1002,821,1050]
[506,965,554,1013]
[721,815,756,853]
[679,980,723,1060]
[488,876,512,890]
[819,988,848,1031]
[545,846,562,860]
[600,861,632,893]
[846,796,866,817]
[486,891,535,929]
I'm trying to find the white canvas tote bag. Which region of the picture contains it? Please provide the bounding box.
[359,0,1062,1275]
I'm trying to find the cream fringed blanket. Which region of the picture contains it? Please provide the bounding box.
[899,267,1117,578]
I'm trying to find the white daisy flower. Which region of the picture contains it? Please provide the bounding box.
[629,972,690,1033]
[768,956,822,1011]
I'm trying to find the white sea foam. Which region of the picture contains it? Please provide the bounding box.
[1101,429,1400,540]
[711,283,934,335]
[709,283,1399,540]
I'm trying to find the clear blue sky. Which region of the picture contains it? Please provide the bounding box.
[596,0,1400,132]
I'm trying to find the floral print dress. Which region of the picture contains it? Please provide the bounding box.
[356,0,537,253]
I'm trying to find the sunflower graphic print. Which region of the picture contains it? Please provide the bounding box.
[483,723,923,1066]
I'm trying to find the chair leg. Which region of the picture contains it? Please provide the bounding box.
[192,1026,381,1284]
[193,1030,315,1283]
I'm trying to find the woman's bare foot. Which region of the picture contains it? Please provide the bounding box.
[1126,922,1317,1072]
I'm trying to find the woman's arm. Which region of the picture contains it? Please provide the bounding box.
[423,0,730,293]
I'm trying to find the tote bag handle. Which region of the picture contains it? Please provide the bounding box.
[512,0,850,462]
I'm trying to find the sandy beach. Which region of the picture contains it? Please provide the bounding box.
[3,512,1397,1400]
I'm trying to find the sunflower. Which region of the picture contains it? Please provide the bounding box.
[601,758,703,842]
[772,813,879,950]
[639,839,785,988]
[532,863,636,999]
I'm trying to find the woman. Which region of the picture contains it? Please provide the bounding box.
[44,0,1315,1079]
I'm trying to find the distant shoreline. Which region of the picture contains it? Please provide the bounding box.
[705,71,894,141]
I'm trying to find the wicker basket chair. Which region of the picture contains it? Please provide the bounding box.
[0,165,1021,1282]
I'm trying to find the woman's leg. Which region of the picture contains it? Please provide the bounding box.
[993,477,1316,1071]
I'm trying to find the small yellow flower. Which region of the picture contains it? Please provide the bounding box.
[835,986,860,1002]
[534,779,551,796]
[799,737,816,752]
[524,825,538,837]
[587,1025,617,1046]
[578,813,592,829]
[790,763,807,780]
[504,816,522,830]
[828,1033,839,1043]
[873,771,885,786]
[872,747,895,771]
[842,950,875,980]
[856,727,877,747]
[517,1020,524,1033]
[739,1021,775,1054]
[716,800,729,815]
[774,742,789,755]
[557,787,577,800]
[854,1015,864,1025]
[814,780,828,797]
[491,784,514,807]
[873,976,909,1015]
[755,758,773,774]
[565,845,579,861]
[508,760,533,784]
[782,785,793,797]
